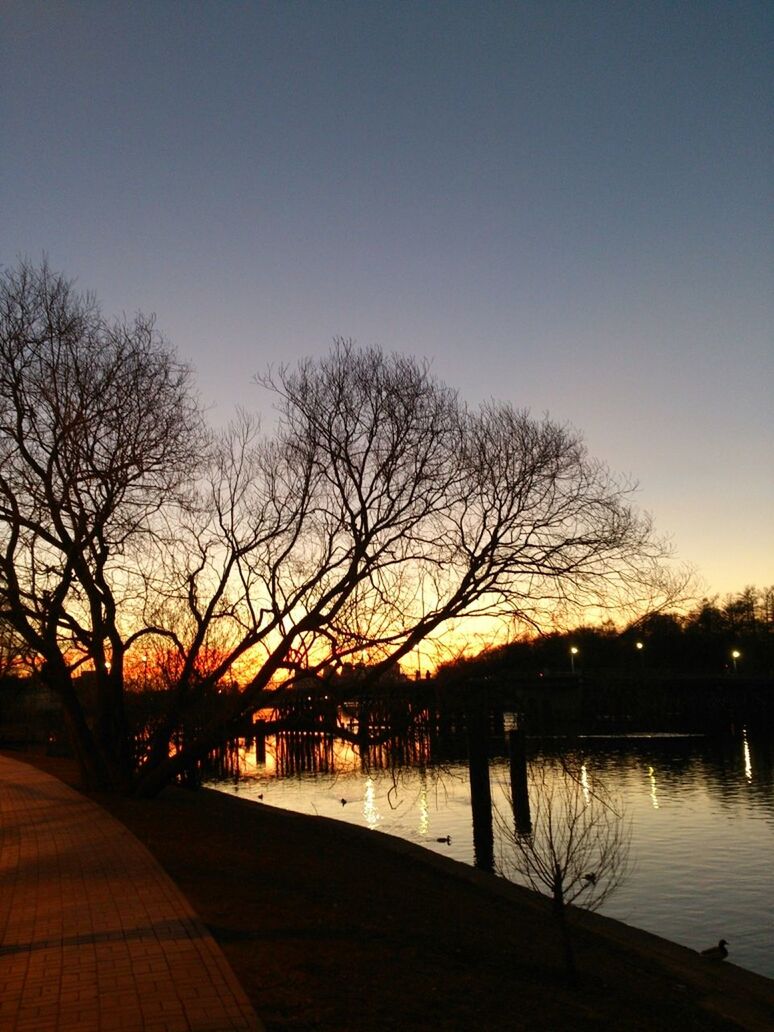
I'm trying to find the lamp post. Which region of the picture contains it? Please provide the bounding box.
[731,649,741,675]
[570,646,579,675]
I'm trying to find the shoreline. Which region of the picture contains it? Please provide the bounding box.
[7,749,774,1031]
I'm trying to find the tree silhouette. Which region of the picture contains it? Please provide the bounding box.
[1,262,675,793]
[496,761,631,981]
[0,260,202,787]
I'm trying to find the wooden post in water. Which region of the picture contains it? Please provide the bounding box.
[254,720,266,764]
[357,698,371,769]
[467,696,495,872]
[508,721,532,834]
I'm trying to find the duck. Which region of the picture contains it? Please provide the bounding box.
[700,939,729,960]
[436,835,452,844]
[340,798,348,806]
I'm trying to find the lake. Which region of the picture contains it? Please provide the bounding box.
[206,719,774,980]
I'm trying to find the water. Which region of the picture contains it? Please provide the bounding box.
[207,723,774,980]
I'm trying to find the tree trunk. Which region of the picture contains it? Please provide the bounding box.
[44,661,133,793]
[93,682,133,792]
[552,871,578,985]
[46,666,110,790]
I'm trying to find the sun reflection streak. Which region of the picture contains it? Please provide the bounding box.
[648,765,660,809]
[742,728,753,783]
[363,777,381,829]
[580,763,591,804]
[418,774,429,837]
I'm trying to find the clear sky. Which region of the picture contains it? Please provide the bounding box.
[3,1,772,600]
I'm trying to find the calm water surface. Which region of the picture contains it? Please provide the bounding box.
[207,723,774,980]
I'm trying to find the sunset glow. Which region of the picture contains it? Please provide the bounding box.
[3,3,770,599]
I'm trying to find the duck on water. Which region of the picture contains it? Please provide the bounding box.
[700,939,729,960]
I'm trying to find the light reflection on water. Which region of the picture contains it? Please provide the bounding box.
[208,725,774,980]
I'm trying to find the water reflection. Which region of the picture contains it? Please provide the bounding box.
[647,765,659,809]
[580,763,591,804]
[743,727,753,783]
[204,714,774,980]
[363,777,380,829]
[418,775,430,837]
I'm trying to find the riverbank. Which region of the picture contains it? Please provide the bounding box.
[7,749,774,1031]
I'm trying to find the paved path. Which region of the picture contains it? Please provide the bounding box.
[0,755,262,1031]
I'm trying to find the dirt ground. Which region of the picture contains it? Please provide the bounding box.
[8,749,774,1031]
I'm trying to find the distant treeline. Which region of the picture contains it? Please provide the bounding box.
[437,586,774,681]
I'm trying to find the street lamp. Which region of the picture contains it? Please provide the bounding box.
[731,649,741,675]
[570,646,579,675]
[635,640,644,671]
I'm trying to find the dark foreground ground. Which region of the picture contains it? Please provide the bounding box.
[9,749,774,1032]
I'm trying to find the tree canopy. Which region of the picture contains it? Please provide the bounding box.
[436,585,774,681]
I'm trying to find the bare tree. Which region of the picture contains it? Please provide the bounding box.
[495,761,631,981]
[133,342,673,795]
[0,260,202,788]
[1,262,675,794]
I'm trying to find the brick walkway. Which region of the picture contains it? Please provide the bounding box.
[0,755,262,1031]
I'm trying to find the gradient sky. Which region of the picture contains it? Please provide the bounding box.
[3,1,772,600]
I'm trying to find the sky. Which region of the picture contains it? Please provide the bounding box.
[2,1,772,601]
